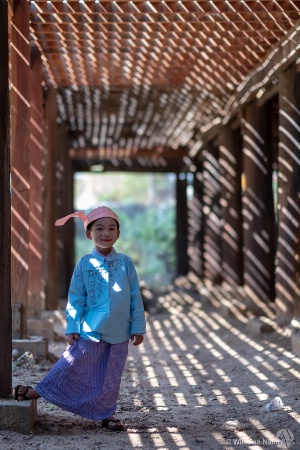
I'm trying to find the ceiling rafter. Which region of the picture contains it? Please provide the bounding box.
[27,0,300,170]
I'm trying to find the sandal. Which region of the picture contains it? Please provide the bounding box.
[14,385,33,401]
[102,417,126,431]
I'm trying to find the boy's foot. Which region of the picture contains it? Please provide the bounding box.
[14,385,40,401]
[101,417,126,431]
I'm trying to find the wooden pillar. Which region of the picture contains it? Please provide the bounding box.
[188,167,204,278]
[0,0,12,398]
[43,88,58,310]
[242,100,276,315]
[275,65,300,324]
[202,145,222,284]
[56,125,74,299]
[219,126,244,286]
[11,0,31,338]
[28,48,45,318]
[176,173,189,275]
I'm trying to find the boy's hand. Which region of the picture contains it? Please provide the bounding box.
[131,334,144,346]
[67,333,79,346]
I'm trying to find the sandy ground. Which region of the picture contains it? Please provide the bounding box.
[1,280,300,450]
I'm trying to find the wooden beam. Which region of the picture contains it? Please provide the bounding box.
[56,125,74,299]
[176,174,189,276]
[8,0,14,12]
[70,146,189,160]
[29,48,45,318]
[188,167,204,278]
[201,144,222,284]
[225,20,300,118]
[0,0,12,399]
[242,100,276,315]
[195,21,300,155]
[43,87,58,310]
[11,0,31,338]
[72,158,188,174]
[219,125,244,286]
[275,65,300,324]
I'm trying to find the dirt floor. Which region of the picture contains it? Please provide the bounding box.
[1,279,300,450]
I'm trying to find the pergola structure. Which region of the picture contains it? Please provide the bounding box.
[0,0,300,399]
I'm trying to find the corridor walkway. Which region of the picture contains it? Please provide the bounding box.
[4,279,300,449]
[120,278,300,449]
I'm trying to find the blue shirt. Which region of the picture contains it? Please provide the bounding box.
[66,248,146,344]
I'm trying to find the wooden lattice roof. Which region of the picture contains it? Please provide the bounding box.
[28,1,300,170]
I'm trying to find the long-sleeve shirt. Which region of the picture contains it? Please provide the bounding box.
[66,248,146,344]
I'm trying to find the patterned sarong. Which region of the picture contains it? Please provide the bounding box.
[35,338,128,420]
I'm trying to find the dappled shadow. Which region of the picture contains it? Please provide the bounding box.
[9,280,300,449]
[120,279,300,449]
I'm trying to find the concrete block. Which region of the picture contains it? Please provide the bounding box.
[41,310,66,339]
[0,399,37,434]
[246,317,275,335]
[12,337,48,357]
[27,318,54,341]
[291,329,300,357]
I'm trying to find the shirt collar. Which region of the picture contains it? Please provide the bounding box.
[92,247,116,261]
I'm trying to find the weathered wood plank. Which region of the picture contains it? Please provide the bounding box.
[56,125,74,299]
[28,48,45,317]
[197,21,300,153]
[222,20,300,124]
[43,87,58,310]
[11,0,31,338]
[242,100,276,315]
[189,168,204,278]
[219,125,244,286]
[275,64,300,324]
[201,144,222,284]
[176,174,189,276]
[0,0,12,398]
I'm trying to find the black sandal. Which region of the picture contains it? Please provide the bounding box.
[14,385,33,401]
[101,417,126,431]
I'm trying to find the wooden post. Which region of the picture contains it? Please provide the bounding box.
[28,48,45,318]
[43,88,58,310]
[201,145,222,284]
[176,173,189,275]
[219,126,244,286]
[242,100,276,315]
[56,125,74,299]
[275,65,300,324]
[11,0,31,338]
[189,167,204,278]
[0,0,12,398]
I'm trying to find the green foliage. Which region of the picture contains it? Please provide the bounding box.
[74,172,176,286]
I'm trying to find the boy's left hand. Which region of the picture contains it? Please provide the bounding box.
[131,334,144,346]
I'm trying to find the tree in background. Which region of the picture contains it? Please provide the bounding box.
[74,172,176,286]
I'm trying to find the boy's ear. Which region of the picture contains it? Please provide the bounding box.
[117,229,120,239]
[86,230,92,240]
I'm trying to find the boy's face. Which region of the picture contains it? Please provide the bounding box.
[86,217,120,255]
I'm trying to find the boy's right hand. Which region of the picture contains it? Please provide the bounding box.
[67,333,79,346]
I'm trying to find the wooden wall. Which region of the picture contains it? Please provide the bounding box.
[189,65,300,325]
[0,0,12,398]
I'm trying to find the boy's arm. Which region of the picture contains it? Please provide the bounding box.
[128,259,146,337]
[66,262,87,335]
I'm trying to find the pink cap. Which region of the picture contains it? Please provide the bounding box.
[55,206,120,229]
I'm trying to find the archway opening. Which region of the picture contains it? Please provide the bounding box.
[74,172,176,287]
